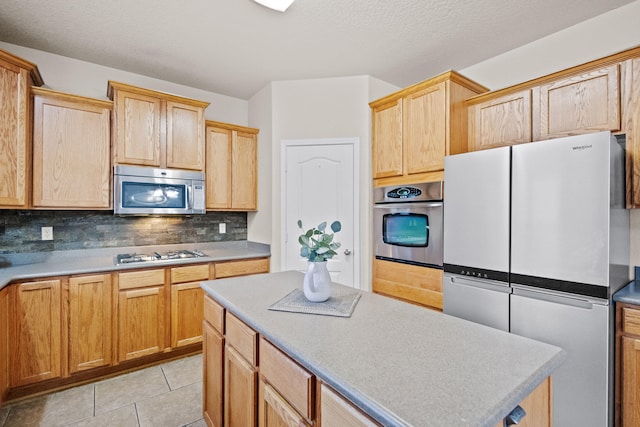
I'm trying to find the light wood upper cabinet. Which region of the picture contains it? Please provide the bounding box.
[10,279,63,387]
[468,89,532,150]
[622,57,640,208]
[0,49,43,208]
[68,274,112,374]
[31,87,112,209]
[370,71,487,186]
[108,81,209,171]
[533,64,620,140]
[205,121,259,211]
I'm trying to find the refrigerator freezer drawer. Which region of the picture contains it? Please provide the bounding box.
[510,289,611,427]
[442,273,510,332]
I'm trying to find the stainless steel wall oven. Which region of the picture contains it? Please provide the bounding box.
[373,181,443,268]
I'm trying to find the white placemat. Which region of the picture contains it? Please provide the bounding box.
[268,288,361,317]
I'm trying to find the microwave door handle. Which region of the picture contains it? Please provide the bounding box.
[186,184,193,210]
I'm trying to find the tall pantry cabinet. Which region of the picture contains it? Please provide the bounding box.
[0,49,43,208]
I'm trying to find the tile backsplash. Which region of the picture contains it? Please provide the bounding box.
[0,210,247,254]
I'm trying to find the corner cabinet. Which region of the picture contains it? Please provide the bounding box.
[370,71,487,187]
[31,87,112,209]
[0,48,43,208]
[205,121,259,211]
[107,81,209,171]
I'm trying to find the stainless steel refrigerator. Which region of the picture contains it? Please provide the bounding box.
[442,131,629,427]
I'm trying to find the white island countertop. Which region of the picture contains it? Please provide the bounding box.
[201,270,565,427]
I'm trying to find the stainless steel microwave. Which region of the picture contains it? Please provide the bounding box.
[113,165,206,215]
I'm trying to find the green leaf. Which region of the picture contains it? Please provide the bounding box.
[316,247,330,254]
[317,222,327,232]
[297,219,303,229]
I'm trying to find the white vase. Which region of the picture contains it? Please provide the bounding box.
[303,261,332,302]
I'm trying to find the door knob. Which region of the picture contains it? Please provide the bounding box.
[344,249,351,255]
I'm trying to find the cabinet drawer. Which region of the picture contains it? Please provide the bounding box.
[215,258,269,278]
[260,337,315,420]
[171,264,210,284]
[623,307,640,336]
[204,295,225,334]
[118,269,165,290]
[225,312,257,366]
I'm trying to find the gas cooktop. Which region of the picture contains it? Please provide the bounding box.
[115,249,208,265]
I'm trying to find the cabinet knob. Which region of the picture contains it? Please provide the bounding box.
[344,249,352,255]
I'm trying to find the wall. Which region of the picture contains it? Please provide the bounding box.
[0,41,248,124]
[257,75,399,290]
[0,210,246,253]
[459,0,640,275]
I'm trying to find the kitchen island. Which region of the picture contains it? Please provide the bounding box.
[201,270,565,427]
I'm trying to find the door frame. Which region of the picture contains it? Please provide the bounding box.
[280,137,361,288]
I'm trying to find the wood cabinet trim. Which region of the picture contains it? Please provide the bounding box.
[106,80,209,108]
[0,48,43,86]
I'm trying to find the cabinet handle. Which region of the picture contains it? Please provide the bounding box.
[344,249,351,255]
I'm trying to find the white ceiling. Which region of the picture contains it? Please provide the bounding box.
[0,0,634,100]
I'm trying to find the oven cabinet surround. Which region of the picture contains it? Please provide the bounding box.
[463,45,640,208]
[369,70,487,187]
[201,271,564,427]
[372,258,443,310]
[0,48,44,208]
[107,80,209,171]
[31,87,112,209]
[205,120,259,211]
[1,256,269,403]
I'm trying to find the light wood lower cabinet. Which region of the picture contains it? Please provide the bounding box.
[616,302,640,426]
[203,317,224,427]
[492,377,551,427]
[170,264,209,348]
[372,258,443,310]
[68,274,112,373]
[225,345,258,426]
[0,287,9,404]
[259,381,311,427]
[117,267,167,361]
[215,257,270,279]
[11,279,63,387]
[321,384,380,427]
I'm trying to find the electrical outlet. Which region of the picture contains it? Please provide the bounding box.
[219,223,226,234]
[41,226,53,241]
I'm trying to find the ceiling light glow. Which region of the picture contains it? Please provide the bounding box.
[252,0,295,12]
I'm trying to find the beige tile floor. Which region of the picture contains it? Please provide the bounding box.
[0,354,206,427]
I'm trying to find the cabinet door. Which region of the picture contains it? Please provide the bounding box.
[403,82,447,173]
[259,380,311,427]
[32,91,111,208]
[215,258,270,279]
[166,100,205,171]
[622,58,640,208]
[622,336,640,427]
[231,130,258,210]
[534,64,620,140]
[171,282,204,348]
[206,126,232,209]
[469,90,532,150]
[320,384,379,427]
[112,88,162,167]
[69,274,112,373]
[203,320,224,427]
[371,99,403,178]
[0,59,30,207]
[225,345,257,427]
[11,280,62,387]
[118,286,165,361]
[0,287,9,404]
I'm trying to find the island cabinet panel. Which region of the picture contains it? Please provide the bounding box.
[10,279,63,387]
[468,89,532,150]
[215,258,270,279]
[0,287,9,404]
[259,380,311,427]
[0,50,43,209]
[533,64,620,141]
[108,81,209,171]
[205,121,259,211]
[225,313,258,366]
[259,337,315,421]
[372,258,443,310]
[68,274,112,374]
[320,384,380,427]
[492,377,552,427]
[203,320,224,427]
[31,88,112,209]
[170,264,209,348]
[225,345,258,427]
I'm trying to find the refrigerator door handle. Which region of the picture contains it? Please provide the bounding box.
[447,275,511,293]
[511,286,601,309]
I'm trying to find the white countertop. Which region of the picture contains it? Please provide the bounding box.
[201,270,565,427]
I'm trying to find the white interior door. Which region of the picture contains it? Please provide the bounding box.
[282,138,357,287]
